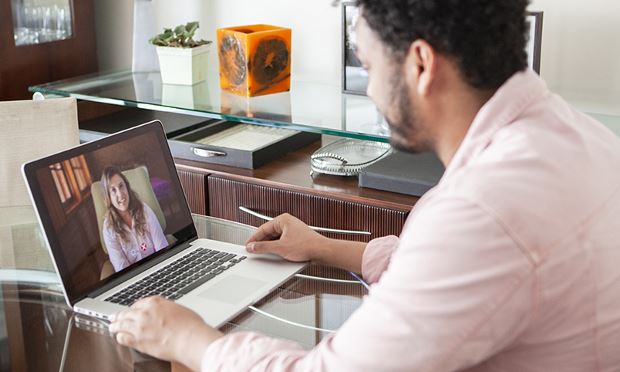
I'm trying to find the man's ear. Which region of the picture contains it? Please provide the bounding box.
[405,39,436,97]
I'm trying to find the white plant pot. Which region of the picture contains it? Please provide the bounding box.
[156,44,210,85]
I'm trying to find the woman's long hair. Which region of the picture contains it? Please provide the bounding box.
[101,166,147,242]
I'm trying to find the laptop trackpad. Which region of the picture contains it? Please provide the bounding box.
[198,275,267,305]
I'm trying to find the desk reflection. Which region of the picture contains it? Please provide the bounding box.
[0,283,168,372]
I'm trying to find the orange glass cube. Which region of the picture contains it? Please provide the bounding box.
[217,24,292,97]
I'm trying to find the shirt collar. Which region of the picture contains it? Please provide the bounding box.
[442,69,549,179]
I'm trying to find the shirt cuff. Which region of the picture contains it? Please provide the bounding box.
[361,235,399,284]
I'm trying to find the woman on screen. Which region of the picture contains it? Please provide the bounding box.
[101,166,167,272]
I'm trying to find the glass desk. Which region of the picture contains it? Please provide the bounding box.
[0,207,366,371]
[30,70,390,142]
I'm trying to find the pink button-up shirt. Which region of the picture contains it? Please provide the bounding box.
[201,70,620,371]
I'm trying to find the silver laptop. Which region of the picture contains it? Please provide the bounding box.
[22,120,306,327]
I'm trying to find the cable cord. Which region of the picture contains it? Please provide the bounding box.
[348,271,370,291]
[247,305,337,333]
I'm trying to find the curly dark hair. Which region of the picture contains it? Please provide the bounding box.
[355,0,530,89]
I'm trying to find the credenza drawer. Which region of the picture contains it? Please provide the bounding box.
[177,169,207,215]
[208,175,409,242]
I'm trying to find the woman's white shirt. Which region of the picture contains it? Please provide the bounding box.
[103,202,167,272]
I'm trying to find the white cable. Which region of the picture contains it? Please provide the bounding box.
[247,305,336,333]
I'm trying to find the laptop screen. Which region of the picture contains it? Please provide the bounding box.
[23,121,196,304]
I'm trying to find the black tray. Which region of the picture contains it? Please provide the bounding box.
[169,121,320,169]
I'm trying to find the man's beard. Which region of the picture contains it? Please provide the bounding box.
[384,70,432,154]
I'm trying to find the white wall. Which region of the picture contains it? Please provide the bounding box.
[95,0,620,115]
[530,0,620,115]
[95,0,340,82]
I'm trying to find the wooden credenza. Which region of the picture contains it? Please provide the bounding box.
[176,168,208,216]
[175,137,418,242]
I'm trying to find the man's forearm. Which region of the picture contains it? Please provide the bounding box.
[313,238,367,273]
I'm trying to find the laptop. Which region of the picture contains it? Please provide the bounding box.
[22,120,306,327]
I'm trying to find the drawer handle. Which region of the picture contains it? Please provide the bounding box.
[294,273,362,285]
[239,206,372,236]
[192,147,226,158]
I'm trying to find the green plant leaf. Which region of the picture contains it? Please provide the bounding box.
[150,22,211,48]
[186,21,199,36]
[174,24,186,36]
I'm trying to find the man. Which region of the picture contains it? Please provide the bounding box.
[110,0,620,370]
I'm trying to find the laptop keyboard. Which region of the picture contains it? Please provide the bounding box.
[105,248,246,306]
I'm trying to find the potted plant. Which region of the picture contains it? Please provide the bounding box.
[150,21,212,85]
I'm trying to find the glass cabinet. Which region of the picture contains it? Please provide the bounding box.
[11,0,73,46]
[0,0,97,100]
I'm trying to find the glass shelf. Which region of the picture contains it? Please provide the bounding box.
[30,69,391,143]
[30,70,620,143]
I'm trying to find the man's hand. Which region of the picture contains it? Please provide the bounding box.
[245,213,329,262]
[109,296,222,371]
[246,213,368,272]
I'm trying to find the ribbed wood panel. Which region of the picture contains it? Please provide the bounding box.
[176,169,207,215]
[208,176,409,242]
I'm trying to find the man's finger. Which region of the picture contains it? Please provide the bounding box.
[132,295,163,309]
[246,240,283,255]
[115,331,137,347]
[246,220,283,244]
[112,308,138,322]
[109,317,137,334]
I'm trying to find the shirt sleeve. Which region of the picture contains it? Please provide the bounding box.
[361,235,399,284]
[103,218,129,272]
[201,195,536,372]
[143,203,168,251]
